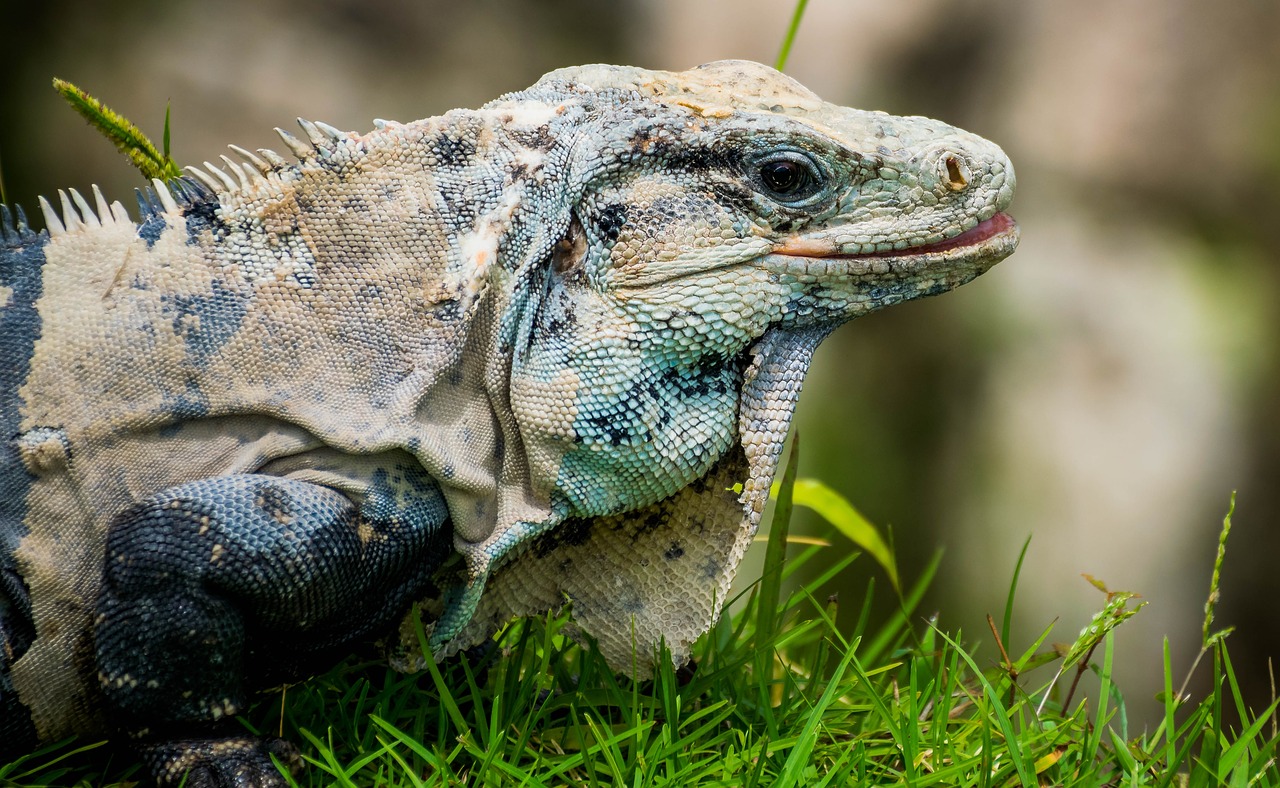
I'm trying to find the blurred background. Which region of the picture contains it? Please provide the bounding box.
[3,0,1278,724]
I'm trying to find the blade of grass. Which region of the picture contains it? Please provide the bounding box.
[755,432,800,733]
[1217,698,1280,783]
[774,0,810,71]
[931,625,1036,787]
[862,550,942,665]
[846,652,917,784]
[782,477,898,591]
[777,642,856,786]
[412,612,473,742]
[1084,631,1117,766]
[1002,535,1033,649]
[758,433,799,643]
[0,739,108,780]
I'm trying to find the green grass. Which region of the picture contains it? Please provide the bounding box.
[3,465,1273,787]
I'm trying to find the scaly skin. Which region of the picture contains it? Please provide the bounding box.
[0,60,1016,786]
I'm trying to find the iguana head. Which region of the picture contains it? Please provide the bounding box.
[499,60,1016,517]
[556,61,1016,311]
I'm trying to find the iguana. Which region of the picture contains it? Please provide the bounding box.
[0,60,1017,786]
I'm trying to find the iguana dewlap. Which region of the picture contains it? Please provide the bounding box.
[0,60,1016,786]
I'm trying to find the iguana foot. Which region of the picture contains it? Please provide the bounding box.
[137,734,301,788]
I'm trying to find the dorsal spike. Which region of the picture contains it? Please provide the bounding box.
[135,188,159,219]
[202,162,238,193]
[92,185,112,224]
[228,144,271,175]
[239,162,272,189]
[38,196,65,237]
[173,178,211,206]
[180,175,215,201]
[0,205,15,244]
[110,200,131,224]
[151,179,180,213]
[242,157,272,187]
[183,166,222,193]
[219,155,253,190]
[257,147,290,169]
[313,120,346,141]
[296,118,329,150]
[168,179,193,204]
[274,127,313,160]
[58,191,83,232]
[69,189,101,229]
[15,205,31,236]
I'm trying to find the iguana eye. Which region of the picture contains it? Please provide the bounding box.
[754,152,823,202]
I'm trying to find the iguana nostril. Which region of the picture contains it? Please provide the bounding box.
[943,155,969,192]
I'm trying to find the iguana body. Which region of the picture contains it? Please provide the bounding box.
[0,61,1016,786]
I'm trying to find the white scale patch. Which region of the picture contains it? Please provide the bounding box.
[454,189,524,307]
[492,101,559,129]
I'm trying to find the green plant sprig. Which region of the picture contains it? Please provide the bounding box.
[52,78,181,182]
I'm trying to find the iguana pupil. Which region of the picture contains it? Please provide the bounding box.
[758,157,810,195]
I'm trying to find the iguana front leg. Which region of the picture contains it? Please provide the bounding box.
[94,474,448,787]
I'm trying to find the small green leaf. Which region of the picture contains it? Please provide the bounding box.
[771,476,899,591]
[163,101,172,162]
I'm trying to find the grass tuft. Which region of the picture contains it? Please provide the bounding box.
[5,475,1271,787]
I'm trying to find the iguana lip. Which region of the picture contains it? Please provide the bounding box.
[773,212,1018,261]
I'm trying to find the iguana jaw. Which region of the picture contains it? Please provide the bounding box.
[768,211,1019,275]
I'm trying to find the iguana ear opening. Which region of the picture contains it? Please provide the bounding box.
[404,325,829,675]
[551,213,587,276]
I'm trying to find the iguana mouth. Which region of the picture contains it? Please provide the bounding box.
[772,211,1019,265]
[867,212,1017,258]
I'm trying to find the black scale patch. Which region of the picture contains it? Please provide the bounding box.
[0,203,46,754]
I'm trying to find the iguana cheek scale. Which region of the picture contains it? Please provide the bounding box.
[0,60,1016,786]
